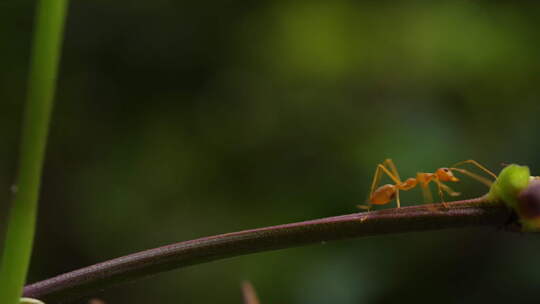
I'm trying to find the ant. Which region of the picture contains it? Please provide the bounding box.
[358,159,497,210]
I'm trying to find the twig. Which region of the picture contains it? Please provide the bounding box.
[242,281,261,304]
[23,197,510,302]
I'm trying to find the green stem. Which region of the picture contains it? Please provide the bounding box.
[0,1,69,303]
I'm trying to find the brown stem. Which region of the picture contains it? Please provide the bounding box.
[23,197,510,302]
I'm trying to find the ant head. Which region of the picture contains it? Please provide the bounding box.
[436,168,459,182]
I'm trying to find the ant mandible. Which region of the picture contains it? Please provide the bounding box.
[358,159,497,210]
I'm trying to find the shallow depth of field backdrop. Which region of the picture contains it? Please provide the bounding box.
[2,1,540,303]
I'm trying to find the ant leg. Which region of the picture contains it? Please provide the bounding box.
[369,165,383,200]
[360,165,385,210]
[438,182,461,197]
[357,204,372,210]
[384,159,402,183]
[383,159,403,208]
[377,164,401,208]
[420,180,441,211]
[419,181,433,203]
[450,167,493,187]
[452,159,497,179]
[376,164,402,185]
[434,179,450,208]
[369,164,402,196]
[362,163,402,210]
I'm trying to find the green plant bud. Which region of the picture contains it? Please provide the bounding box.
[487,164,530,209]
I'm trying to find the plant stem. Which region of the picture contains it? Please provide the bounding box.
[23,198,510,302]
[242,281,261,304]
[0,1,69,303]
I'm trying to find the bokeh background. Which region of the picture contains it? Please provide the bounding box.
[2,1,540,303]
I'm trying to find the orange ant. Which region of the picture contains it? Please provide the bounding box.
[358,159,497,210]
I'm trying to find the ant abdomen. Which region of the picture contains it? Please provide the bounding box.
[369,184,397,205]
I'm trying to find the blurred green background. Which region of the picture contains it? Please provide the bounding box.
[2,0,540,303]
